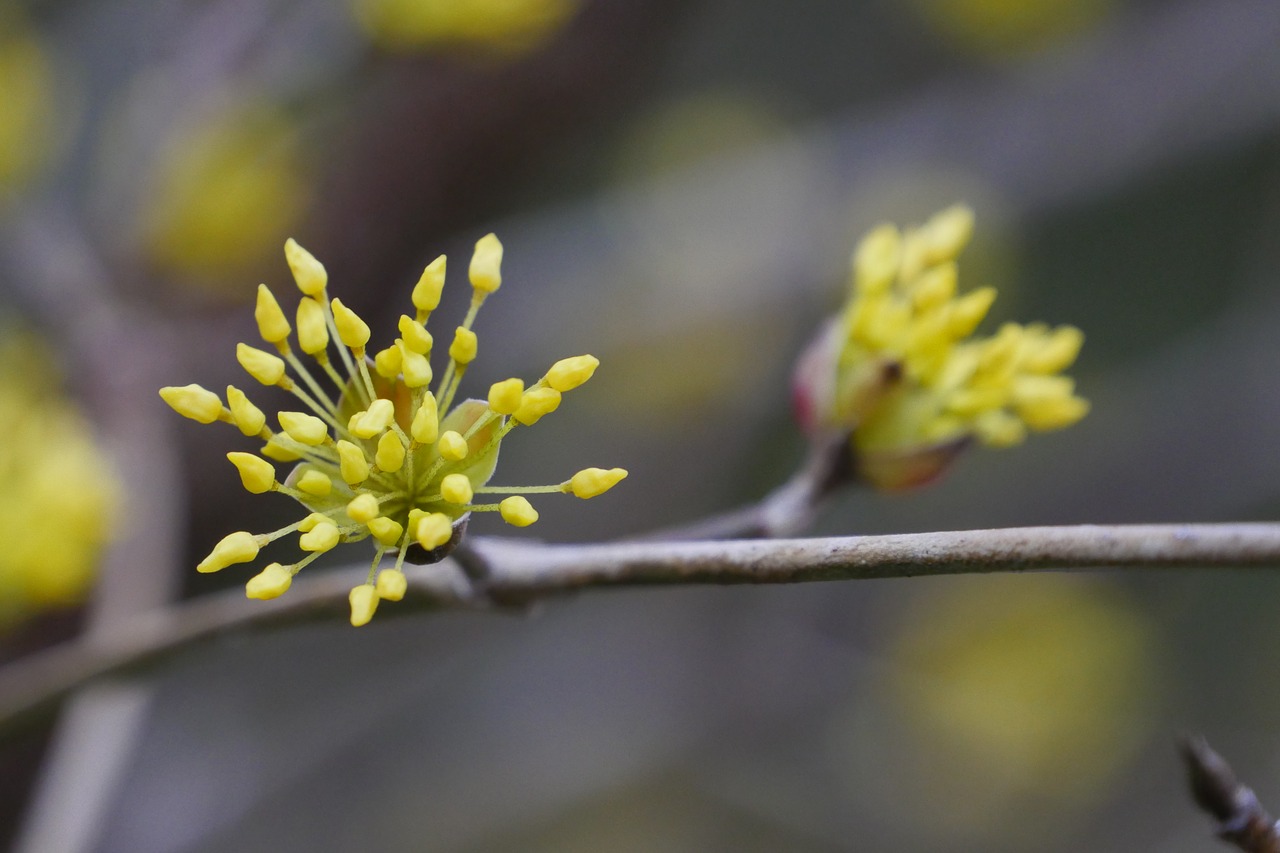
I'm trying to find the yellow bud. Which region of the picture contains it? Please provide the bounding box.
[973,410,1026,447]
[440,473,473,504]
[922,204,975,263]
[468,232,503,293]
[398,341,433,388]
[299,521,340,552]
[1023,326,1084,374]
[296,297,329,355]
[285,238,327,296]
[296,470,332,497]
[331,297,371,349]
[416,512,454,550]
[349,584,379,627]
[499,496,538,527]
[910,262,957,311]
[487,378,524,415]
[437,430,468,461]
[376,430,406,472]
[411,395,439,444]
[398,315,433,354]
[853,223,901,295]
[948,286,997,338]
[245,563,293,600]
[1018,393,1090,432]
[278,411,328,445]
[376,569,407,601]
[254,284,291,343]
[237,343,286,385]
[513,387,561,425]
[197,531,260,573]
[226,385,266,436]
[227,452,275,494]
[449,327,477,365]
[546,355,599,393]
[298,512,329,532]
[373,345,402,378]
[159,384,223,424]
[261,437,302,462]
[567,467,628,499]
[368,517,404,547]
[346,493,379,523]
[335,439,370,485]
[413,255,446,313]
[349,398,395,439]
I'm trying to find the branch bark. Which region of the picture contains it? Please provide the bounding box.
[1181,735,1280,853]
[3,522,1280,732]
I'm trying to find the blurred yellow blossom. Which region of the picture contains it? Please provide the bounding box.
[141,101,309,285]
[0,333,118,624]
[794,204,1088,489]
[0,26,57,196]
[162,233,625,626]
[910,0,1112,57]
[351,0,581,54]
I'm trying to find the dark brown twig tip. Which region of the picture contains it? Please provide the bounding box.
[1181,735,1280,853]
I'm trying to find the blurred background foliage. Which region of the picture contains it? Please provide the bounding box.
[0,0,1279,850]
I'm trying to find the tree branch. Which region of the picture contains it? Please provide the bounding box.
[1181,735,1280,853]
[3,523,1280,732]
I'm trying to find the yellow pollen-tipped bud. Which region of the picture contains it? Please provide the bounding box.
[853,223,901,295]
[974,409,1027,448]
[296,470,332,497]
[331,298,371,349]
[254,284,292,344]
[948,286,998,338]
[411,395,438,444]
[440,473,473,504]
[398,341,433,388]
[398,315,433,354]
[349,398,395,439]
[437,430,468,461]
[546,355,599,393]
[296,297,329,355]
[910,262,958,311]
[262,437,302,462]
[922,204,975,264]
[346,493,380,523]
[376,569,407,601]
[197,531,260,573]
[298,512,329,532]
[300,521,340,552]
[1017,392,1090,432]
[449,327,477,365]
[376,430,406,472]
[469,232,503,293]
[1023,325,1084,374]
[368,517,404,547]
[567,467,628,499]
[237,343,286,385]
[373,346,401,379]
[227,452,276,494]
[335,440,370,485]
[278,411,329,446]
[349,584,379,627]
[285,238,327,296]
[226,385,266,436]
[416,512,454,551]
[499,496,538,527]
[160,384,223,424]
[488,378,524,415]
[413,255,446,313]
[246,563,293,600]
[513,387,561,425]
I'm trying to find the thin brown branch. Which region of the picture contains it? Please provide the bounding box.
[2,522,1280,732]
[1181,735,1280,853]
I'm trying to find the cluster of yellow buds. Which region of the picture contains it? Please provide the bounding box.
[794,205,1088,490]
[161,234,626,625]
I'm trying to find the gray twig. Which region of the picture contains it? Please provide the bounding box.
[1181,735,1280,853]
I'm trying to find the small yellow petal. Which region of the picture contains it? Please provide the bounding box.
[449,326,477,365]
[237,343,286,385]
[226,385,266,435]
[346,493,379,523]
[437,430,468,461]
[299,521,340,552]
[349,398,395,439]
[440,473,473,504]
[261,436,303,462]
[513,387,561,425]
[296,297,329,355]
[349,584,379,627]
[411,395,438,444]
[1023,326,1084,374]
[298,512,329,533]
[375,430,406,472]
[373,345,403,378]
[398,341,433,387]
[469,232,503,293]
[368,516,404,547]
[227,451,275,494]
[278,411,328,445]
[852,223,901,295]
[567,467,628,499]
[948,286,997,338]
[296,469,332,497]
[545,355,599,393]
[412,255,446,313]
[197,531,260,573]
[415,512,454,550]
[331,297,371,349]
[973,409,1026,447]
[376,569,407,601]
[159,384,223,424]
[922,204,975,264]
[398,315,433,354]
[285,238,327,296]
[1018,394,1090,432]
[335,439,370,485]
[246,563,292,600]
[488,378,524,415]
[254,284,292,344]
[499,495,538,527]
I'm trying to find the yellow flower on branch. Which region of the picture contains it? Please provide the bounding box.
[162,234,625,626]
[794,205,1088,489]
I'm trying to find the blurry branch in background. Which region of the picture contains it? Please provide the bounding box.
[4,522,1280,730]
[1182,736,1280,853]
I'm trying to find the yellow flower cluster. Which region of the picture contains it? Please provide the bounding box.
[0,335,117,623]
[162,234,625,625]
[798,205,1088,489]
[351,0,581,54]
